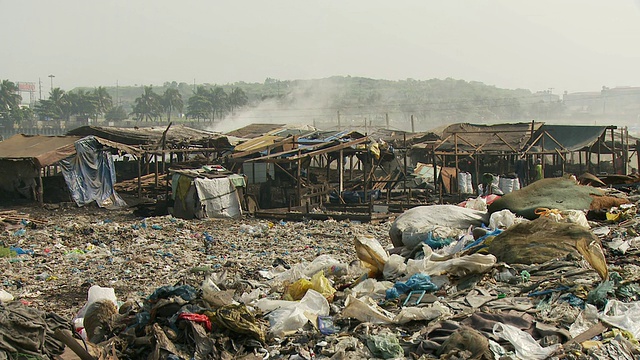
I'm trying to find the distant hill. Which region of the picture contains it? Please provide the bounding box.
[72,76,638,132]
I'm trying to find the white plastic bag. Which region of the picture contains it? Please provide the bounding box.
[0,289,14,303]
[256,289,329,336]
[406,243,496,277]
[392,301,450,324]
[341,295,395,324]
[383,254,407,280]
[347,278,393,301]
[465,196,487,211]
[489,209,525,230]
[599,300,640,338]
[562,210,590,229]
[493,323,560,360]
[303,255,348,277]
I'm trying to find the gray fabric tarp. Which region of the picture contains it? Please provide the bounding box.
[59,136,127,208]
[172,174,243,219]
[527,125,607,152]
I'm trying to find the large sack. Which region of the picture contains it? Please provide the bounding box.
[390,205,489,248]
[486,217,608,279]
[488,178,627,220]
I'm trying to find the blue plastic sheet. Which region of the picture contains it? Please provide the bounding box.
[463,228,503,251]
[386,273,439,300]
[59,136,126,208]
[423,232,454,249]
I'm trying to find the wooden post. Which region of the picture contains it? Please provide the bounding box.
[349,155,354,180]
[403,133,408,204]
[636,139,640,173]
[37,169,43,206]
[611,127,616,174]
[338,148,344,193]
[363,150,369,203]
[297,150,302,207]
[137,155,142,198]
[326,154,331,182]
[597,133,602,174]
[454,133,459,194]
[432,147,438,195]
[154,153,159,188]
[579,151,583,173]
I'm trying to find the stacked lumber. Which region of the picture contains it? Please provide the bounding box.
[0,210,48,226]
[115,174,171,194]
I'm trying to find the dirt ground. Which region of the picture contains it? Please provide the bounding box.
[0,202,391,319]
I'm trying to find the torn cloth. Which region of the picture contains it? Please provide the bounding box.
[0,302,67,357]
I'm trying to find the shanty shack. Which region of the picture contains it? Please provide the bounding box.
[0,134,135,207]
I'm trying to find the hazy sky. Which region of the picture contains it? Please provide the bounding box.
[2,0,639,93]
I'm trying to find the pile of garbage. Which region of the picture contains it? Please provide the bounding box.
[2,177,640,359]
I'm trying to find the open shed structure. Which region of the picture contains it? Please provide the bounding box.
[68,124,242,198]
[0,134,135,206]
[524,124,636,177]
[410,122,637,196]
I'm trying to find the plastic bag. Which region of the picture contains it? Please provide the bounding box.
[366,334,404,359]
[465,196,488,211]
[284,278,313,301]
[599,300,640,338]
[383,254,407,280]
[385,273,438,300]
[304,255,348,277]
[310,271,336,302]
[493,323,560,360]
[347,278,394,301]
[256,289,329,336]
[354,235,389,277]
[392,301,450,324]
[406,243,496,277]
[489,209,519,230]
[284,271,336,302]
[562,209,590,229]
[341,295,395,324]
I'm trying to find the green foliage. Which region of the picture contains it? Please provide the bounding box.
[162,88,183,122]
[0,80,23,125]
[34,86,113,122]
[185,86,232,122]
[131,86,163,122]
[66,76,572,126]
[105,105,129,121]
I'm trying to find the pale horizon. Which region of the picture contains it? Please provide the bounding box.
[2,0,640,94]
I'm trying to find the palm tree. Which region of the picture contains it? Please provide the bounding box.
[93,86,113,118]
[68,90,98,122]
[0,80,22,124]
[131,86,163,122]
[162,88,183,122]
[208,87,228,121]
[186,87,212,122]
[228,87,248,115]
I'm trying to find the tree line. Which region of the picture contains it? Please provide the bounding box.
[0,79,249,126]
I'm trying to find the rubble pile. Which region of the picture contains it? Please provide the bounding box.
[1,178,640,359]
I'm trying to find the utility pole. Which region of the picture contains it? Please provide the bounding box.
[410,114,415,133]
[38,78,42,100]
[116,80,119,106]
[48,74,55,92]
[385,113,389,129]
[337,110,341,130]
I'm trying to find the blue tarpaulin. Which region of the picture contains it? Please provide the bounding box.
[59,136,126,208]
